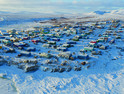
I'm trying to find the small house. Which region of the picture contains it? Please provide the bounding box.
[118,31,123,33]
[51,38,60,41]
[57,47,68,52]
[66,41,76,44]
[2,39,11,45]
[58,52,72,59]
[51,45,57,49]
[43,37,50,40]
[90,40,97,44]
[109,39,115,44]
[3,48,15,53]
[39,53,52,58]
[18,52,31,57]
[23,37,29,40]
[10,38,18,42]
[24,64,39,72]
[42,44,51,48]
[39,34,44,37]
[96,25,104,29]
[102,35,108,37]
[89,43,97,47]
[45,34,54,37]
[97,37,105,42]
[55,33,62,38]
[31,40,39,43]
[28,32,34,36]
[0,36,5,39]
[72,37,79,41]
[26,47,36,51]
[99,45,107,50]
[7,29,16,35]
[116,35,121,39]
[92,51,102,55]
[41,29,50,34]
[62,43,73,48]
[13,42,28,47]
[0,30,7,35]
[78,54,89,60]
[69,28,77,34]
[33,30,40,34]
[47,41,56,45]
[33,26,41,31]
[81,34,87,38]
[83,47,94,52]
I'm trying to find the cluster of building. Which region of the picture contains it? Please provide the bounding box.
[0,20,124,73]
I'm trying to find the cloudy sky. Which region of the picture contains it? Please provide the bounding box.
[0,0,124,13]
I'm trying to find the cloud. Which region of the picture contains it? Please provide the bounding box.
[0,0,124,13]
[0,0,51,5]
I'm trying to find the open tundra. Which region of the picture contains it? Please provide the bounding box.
[0,11,124,94]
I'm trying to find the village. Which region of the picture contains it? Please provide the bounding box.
[0,19,124,73]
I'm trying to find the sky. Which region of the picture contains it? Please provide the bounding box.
[0,0,124,14]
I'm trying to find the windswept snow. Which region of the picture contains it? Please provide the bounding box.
[0,74,17,94]
[0,10,124,94]
[0,59,124,94]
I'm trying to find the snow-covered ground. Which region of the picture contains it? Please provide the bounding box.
[0,10,124,94]
[0,73,17,94]
[0,59,124,94]
[0,78,17,94]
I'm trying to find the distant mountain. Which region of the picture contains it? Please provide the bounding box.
[94,11,110,15]
[110,9,124,15]
[0,11,11,14]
